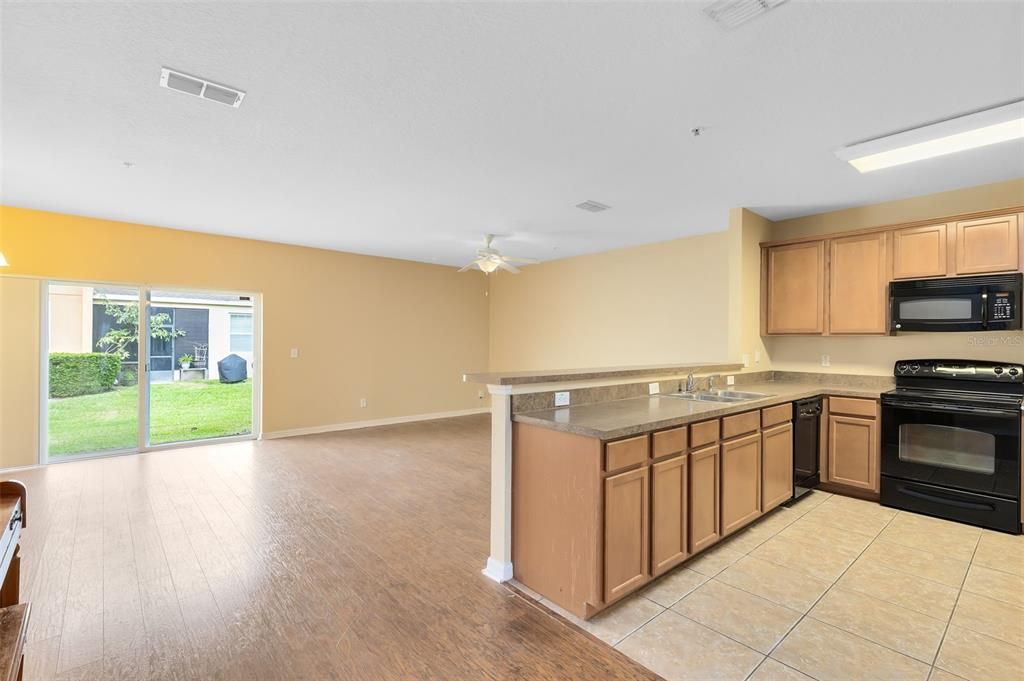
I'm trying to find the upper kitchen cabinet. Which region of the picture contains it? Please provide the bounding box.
[763,241,826,334]
[828,232,888,335]
[892,223,948,279]
[953,213,1020,275]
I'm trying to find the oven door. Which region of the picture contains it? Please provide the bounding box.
[890,290,985,332]
[881,399,1021,499]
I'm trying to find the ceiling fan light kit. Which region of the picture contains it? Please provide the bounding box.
[458,234,537,274]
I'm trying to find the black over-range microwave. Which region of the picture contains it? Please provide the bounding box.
[890,273,1022,333]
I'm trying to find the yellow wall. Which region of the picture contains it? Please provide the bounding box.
[0,206,489,467]
[488,231,733,371]
[762,179,1024,375]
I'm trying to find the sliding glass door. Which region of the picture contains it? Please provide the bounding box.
[46,283,141,458]
[147,290,254,446]
[43,282,258,462]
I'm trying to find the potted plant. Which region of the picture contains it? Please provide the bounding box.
[179,353,194,369]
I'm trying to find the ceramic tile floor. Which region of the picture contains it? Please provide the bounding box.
[519,490,1024,681]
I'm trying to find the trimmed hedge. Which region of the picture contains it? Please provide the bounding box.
[49,353,122,398]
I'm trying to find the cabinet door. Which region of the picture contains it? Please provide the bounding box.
[765,241,826,334]
[954,214,1020,275]
[604,466,649,603]
[651,455,688,576]
[762,422,793,513]
[828,415,879,492]
[721,433,762,536]
[829,232,887,334]
[688,445,720,553]
[892,223,948,279]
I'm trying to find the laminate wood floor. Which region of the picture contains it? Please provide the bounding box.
[11,415,658,681]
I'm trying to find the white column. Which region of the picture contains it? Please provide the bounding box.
[481,385,514,582]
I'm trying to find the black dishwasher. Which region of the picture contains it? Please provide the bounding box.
[790,397,822,502]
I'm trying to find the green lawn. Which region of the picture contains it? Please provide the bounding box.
[48,379,252,456]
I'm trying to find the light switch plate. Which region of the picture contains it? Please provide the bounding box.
[290,348,299,358]
[742,353,750,368]
[648,382,660,395]
[554,391,570,407]
[821,354,831,367]
[726,375,736,386]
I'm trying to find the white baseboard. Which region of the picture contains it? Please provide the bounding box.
[262,407,489,440]
[481,557,514,583]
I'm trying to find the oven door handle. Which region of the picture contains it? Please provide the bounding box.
[898,485,995,512]
[882,399,1020,418]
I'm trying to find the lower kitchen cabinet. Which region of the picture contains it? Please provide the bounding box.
[828,414,879,492]
[651,454,688,576]
[721,432,762,536]
[762,422,794,512]
[603,466,650,604]
[688,444,720,553]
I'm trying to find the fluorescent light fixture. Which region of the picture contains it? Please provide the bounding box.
[836,100,1024,173]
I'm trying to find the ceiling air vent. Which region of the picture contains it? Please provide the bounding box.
[576,200,611,213]
[703,0,788,31]
[160,68,246,108]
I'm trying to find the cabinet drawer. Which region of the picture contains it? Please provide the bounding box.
[829,397,877,419]
[605,435,649,473]
[722,410,760,440]
[652,427,687,459]
[761,403,793,429]
[690,420,720,448]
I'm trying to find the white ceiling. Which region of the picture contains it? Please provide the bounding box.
[2,1,1023,266]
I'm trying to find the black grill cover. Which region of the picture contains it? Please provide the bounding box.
[217,354,248,383]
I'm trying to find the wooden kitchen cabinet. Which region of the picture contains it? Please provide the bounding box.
[761,422,793,513]
[954,213,1020,275]
[720,433,762,536]
[688,444,720,553]
[603,466,650,604]
[829,232,888,334]
[651,455,688,576]
[764,241,826,334]
[892,223,948,279]
[828,414,879,493]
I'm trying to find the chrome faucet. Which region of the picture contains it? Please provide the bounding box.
[708,375,717,392]
[685,373,697,393]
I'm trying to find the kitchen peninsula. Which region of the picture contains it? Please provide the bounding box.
[470,363,893,619]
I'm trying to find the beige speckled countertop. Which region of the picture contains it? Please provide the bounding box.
[513,381,888,440]
[465,361,743,386]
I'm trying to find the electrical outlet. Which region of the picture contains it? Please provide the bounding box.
[742,353,750,368]
[290,348,299,358]
[726,375,736,386]
[754,350,761,364]
[359,398,368,408]
[648,382,660,395]
[477,390,485,399]
[554,391,570,407]
[821,354,831,367]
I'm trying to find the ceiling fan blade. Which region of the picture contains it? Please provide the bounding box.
[457,263,477,272]
[497,261,521,274]
[501,256,539,264]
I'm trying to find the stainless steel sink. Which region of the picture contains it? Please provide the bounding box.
[661,390,774,403]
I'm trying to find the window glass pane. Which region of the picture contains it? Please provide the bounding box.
[230,334,253,352]
[230,313,252,333]
[898,298,973,320]
[899,424,995,474]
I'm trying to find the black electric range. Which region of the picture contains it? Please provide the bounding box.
[880,359,1023,534]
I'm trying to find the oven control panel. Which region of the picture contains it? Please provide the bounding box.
[894,360,1024,382]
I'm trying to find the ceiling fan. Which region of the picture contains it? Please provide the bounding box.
[458,234,537,274]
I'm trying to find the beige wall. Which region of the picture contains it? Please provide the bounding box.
[488,231,733,371]
[0,277,41,467]
[761,179,1024,375]
[0,206,490,468]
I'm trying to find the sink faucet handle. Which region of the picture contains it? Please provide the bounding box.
[685,372,696,392]
[708,374,718,391]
